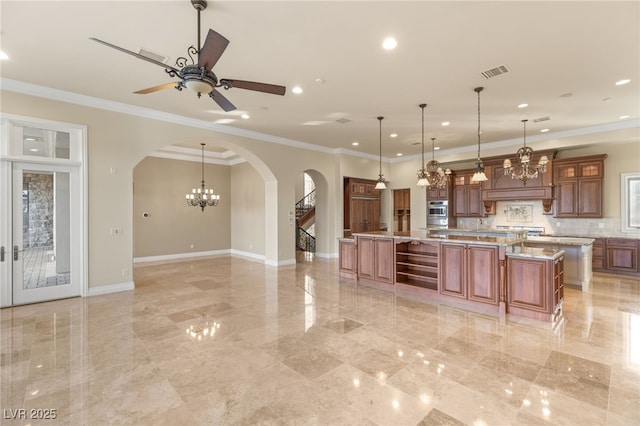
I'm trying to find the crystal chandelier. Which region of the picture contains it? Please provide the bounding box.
[375,116,387,190]
[503,119,549,186]
[416,103,450,188]
[186,143,220,211]
[470,87,488,183]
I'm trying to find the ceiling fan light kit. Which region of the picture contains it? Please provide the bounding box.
[91,0,286,112]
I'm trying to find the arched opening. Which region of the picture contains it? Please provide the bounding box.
[132,139,278,265]
[294,169,330,262]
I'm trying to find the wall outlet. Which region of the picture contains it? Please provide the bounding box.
[110,228,122,236]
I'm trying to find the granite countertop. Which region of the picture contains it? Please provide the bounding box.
[506,246,565,260]
[526,236,595,246]
[352,230,525,246]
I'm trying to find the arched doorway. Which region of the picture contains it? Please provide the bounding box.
[294,169,330,262]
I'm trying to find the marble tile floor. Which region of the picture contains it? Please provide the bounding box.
[1,254,639,425]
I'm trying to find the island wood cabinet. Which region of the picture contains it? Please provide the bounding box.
[439,242,499,305]
[339,239,357,279]
[507,255,564,322]
[592,238,605,271]
[394,188,411,232]
[356,236,394,285]
[452,171,485,218]
[553,155,606,218]
[395,240,439,291]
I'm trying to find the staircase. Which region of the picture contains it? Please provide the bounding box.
[295,190,316,253]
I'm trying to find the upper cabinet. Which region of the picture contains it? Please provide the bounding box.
[344,177,382,236]
[553,154,607,218]
[452,170,485,217]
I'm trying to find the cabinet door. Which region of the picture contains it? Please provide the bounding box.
[453,186,467,217]
[467,245,498,304]
[555,180,578,217]
[606,243,637,272]
[507,257,549,313]
[357,237,375,279]
[440,243,467,298]
[374,238,394,283]
[556,163,578,179]
[339,240,357,275]
[467,184,484,217]
[578,178,602,217]
[579,161,603,178]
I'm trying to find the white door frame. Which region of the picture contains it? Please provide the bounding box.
[0,114,87,307]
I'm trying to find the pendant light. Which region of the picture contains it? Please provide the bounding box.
[502,119,549,185]
[375,116,387,190]
[416,104,429,187]
[470,86,488,183]
[186,143,220,211]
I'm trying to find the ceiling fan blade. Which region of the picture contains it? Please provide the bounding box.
[221,79,286,96]
[197,29,230,71]
[209,89,236,112]
[134,82,180,94]
[90,37,181,74]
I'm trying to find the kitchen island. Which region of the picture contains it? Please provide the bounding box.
[345,229,565,323]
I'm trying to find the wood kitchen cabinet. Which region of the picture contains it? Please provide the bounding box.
[452,170,485,217]
[339,239,357,279]
[554,155,606,218]
[394,188,411,231]
[507,255,564,322]
[592,238,606,271]
[606,238,638,272]
[440,242,499,305]
[357,236,394,285]
[427,186,450,201]
[395,240,439,291]
[344,177,381,237]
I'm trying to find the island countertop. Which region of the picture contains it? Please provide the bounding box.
[526,236,595,246]
[351,230,526,246]
[506,246,565,260]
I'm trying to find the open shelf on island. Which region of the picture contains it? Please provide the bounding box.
[395,240,440,291]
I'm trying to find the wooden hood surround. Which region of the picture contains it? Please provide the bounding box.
[477,149,557,214]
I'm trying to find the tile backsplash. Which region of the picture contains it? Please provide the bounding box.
[457,200,635,237]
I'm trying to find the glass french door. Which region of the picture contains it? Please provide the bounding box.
[10,162,81,305]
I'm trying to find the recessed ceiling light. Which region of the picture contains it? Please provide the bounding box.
[24,137,36,141]
[292,86,303,94]
[396,153,403,157]
[352,141,359,146]
[214,118,235,124]
[29,148,39,152]
[619,115,630,119]
[615,79,631,86]
[241,113,250,119]
[382,37,397,50]
[441,121,450,126]
[540,128,550,133]
[390,133,397,138]
[0,51,8,60]
[315,78,325,84]
[518,103,528,108]
[434,146,440,151]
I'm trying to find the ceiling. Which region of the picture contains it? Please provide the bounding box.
[1,1,639,164]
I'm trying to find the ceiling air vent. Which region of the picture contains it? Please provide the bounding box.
[138,48,169,64]
[335,118,351,124]
[532,116,551,123]
[481,65,510,79]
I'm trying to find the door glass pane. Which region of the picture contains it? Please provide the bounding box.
[22,127,70,159]
[22,170,70,289]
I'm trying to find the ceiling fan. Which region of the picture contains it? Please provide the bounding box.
[90,0,286,112]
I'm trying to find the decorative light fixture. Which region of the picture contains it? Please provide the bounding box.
[470,87,488,183]
[426,137,451,188]
[417,104,429,187]
[503,119,548,185]
[375,116,387,189]
[186,143,220,211]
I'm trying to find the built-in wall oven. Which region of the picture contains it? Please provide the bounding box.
[427,200,449,228]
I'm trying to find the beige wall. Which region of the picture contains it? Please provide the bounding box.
[230,161,265,256]
[2,89,638,292]
[133,157,231,258]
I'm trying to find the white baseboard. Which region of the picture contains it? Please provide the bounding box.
[229,249,266,261]
[266,258,296,266]
[315,252,338,259]
[133,249,230,264]
[88,281,134,297]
